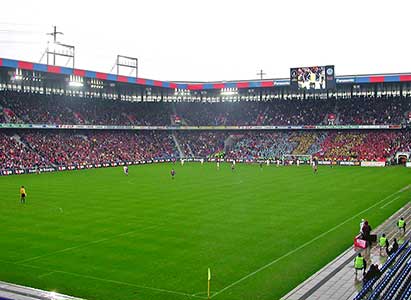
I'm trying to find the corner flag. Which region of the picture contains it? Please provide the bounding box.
[207,268,211,299]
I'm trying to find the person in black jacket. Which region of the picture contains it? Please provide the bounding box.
[363,264,381,283]
[361,221,372,248]
[388,238,399,256]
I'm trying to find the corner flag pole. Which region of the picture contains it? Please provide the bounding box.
[207,268,211,299]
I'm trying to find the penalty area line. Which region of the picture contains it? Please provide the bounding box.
[211,185,410,298]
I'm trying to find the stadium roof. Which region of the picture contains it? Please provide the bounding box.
[1,57,411,91]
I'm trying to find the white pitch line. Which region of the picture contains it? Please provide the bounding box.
[37,271,56,278]
[50,269,208,299]
[38,271,55,279]
[16,223,160,264]
[192,291,214,297]
[0,258,206,299]
[380,196,401,209]
[211,185,410,298]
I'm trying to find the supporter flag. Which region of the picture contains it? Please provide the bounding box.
[3,108,15,117]
[174,115,181,125]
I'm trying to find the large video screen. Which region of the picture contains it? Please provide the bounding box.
[290,66,335,90]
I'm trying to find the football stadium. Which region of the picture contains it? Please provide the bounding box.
[2,1,411,300]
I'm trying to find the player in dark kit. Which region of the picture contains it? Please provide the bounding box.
[171,168,176,179]
[312,157,318,173]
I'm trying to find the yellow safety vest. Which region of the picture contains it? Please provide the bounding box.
[355,256,364,269]
[398,220,405,228]
[379,236,387,247]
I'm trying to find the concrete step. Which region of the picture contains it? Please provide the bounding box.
[0,281,83,300]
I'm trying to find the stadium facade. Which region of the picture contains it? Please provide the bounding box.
[1,57,411,175]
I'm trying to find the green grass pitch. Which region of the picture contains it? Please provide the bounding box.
[1,163,410,300]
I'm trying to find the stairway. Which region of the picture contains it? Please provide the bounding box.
[15,134,55,168]
[172,133,185,159]
[186,143,195,158]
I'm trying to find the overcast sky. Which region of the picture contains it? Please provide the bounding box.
[0,0,409,82]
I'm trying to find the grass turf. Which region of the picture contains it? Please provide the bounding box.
[0,163,410,300]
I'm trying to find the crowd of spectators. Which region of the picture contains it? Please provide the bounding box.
[0,132,48,170]
[2,129,411,171]
[1,91,411,126]
[0,130,178,170]
[226,132,297,160]
[0,91,171,126]
[314,131,411,161]
[337,98,408,125]
[176,132,225,158]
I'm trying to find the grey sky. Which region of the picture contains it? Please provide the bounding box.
[0,0,409,82]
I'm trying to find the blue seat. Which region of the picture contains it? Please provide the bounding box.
[353,241,409,300]
[381,260,411,300]
[367,244,411,300]
[398,281,411,300]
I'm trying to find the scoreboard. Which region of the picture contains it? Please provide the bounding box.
[290,65,335,90]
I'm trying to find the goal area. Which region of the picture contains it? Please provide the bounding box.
[282,154,312,165]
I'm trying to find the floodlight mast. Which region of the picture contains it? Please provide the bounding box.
[113,55,139,77]
[39,26,75,68]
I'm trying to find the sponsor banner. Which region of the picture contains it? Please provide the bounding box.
[0,123,406,130]
[339,161,356,166]
[0,159,174,176]
[318,160,331,165]
[336,77,355,84]
[406,162,411,168]
[273,80,289,86]
[361,161,386,167]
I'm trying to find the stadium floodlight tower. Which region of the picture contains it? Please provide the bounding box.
[39,26,75,68]
[112,55,138,77]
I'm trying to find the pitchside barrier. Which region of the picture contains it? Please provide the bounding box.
[0,158,390,176]
[0,123,405,130]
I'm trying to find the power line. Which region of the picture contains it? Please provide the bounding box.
[0,40,43,44]
[0,29,44,34]
[0,22,48,27]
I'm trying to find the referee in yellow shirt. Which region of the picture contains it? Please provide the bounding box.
[20,186,27,204]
